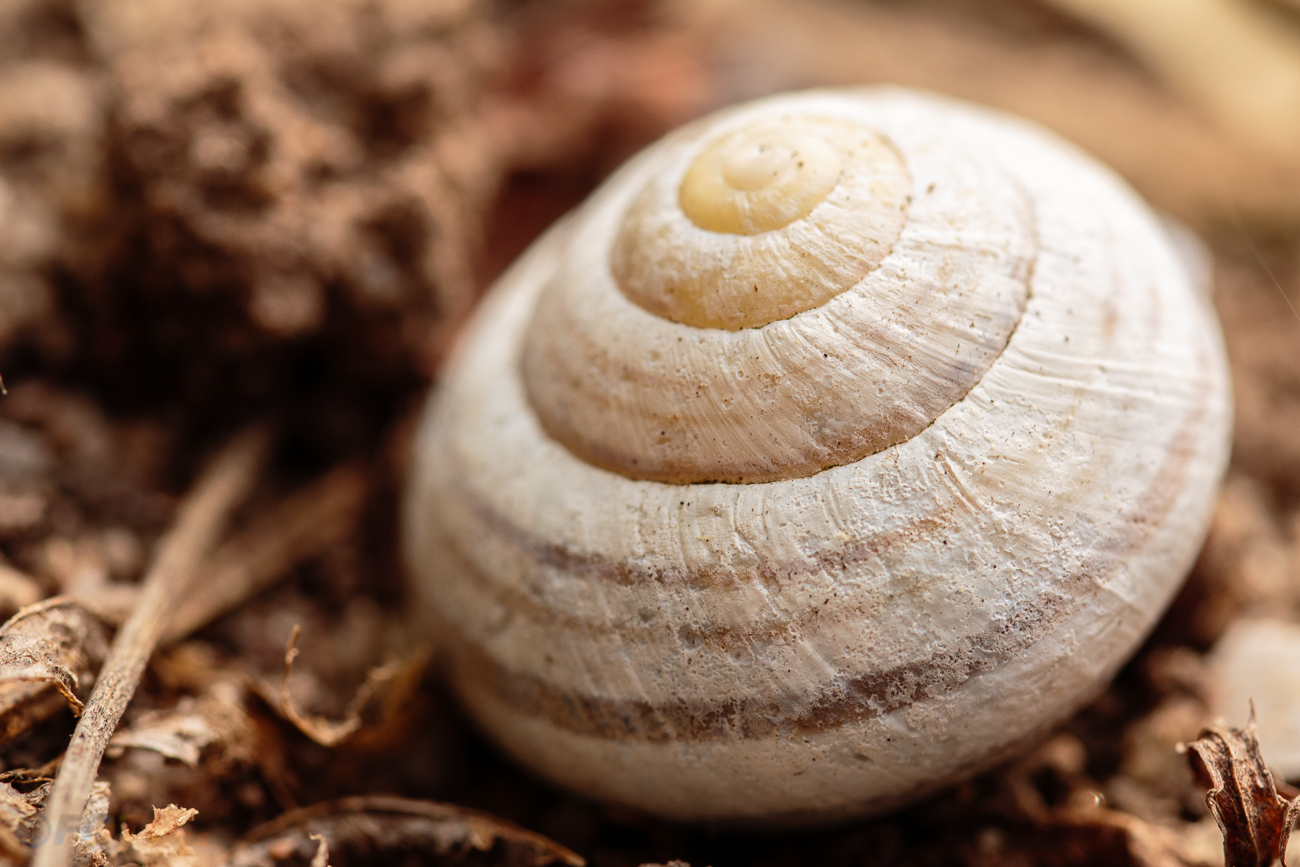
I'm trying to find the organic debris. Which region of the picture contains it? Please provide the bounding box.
[0,598,108,717]
[256,624,430,749]
[222,796,583,867]
[118,804,200,867]
[1184,713,1300,867]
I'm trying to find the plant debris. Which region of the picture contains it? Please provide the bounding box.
[1184,712,1300,867]
[119,804,200,867]
[222,796,584,867]
[256,624,430,749]
[33,429,267,867]
[0,598,108,717]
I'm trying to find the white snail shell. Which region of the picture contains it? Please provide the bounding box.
[405,88,1232,823]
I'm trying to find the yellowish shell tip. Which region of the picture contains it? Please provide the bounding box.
[678,121,842,235]
[611,113,909,332]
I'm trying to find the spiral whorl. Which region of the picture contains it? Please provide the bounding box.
[678,120,843,236]
[522,101,1034,483]
[619,116,909,330]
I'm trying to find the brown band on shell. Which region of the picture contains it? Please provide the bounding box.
[439,392,1206,743]
[441,482,958,648]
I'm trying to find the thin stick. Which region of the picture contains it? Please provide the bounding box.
[161,463,367,645]
[32,428,269,867]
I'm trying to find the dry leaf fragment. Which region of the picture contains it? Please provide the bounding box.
[120,804,199,867]
[0,597,110,718]
[308,833,330,867]
[999,734,1220,866]
[107,688,256,769]
[256,626,430,749]
[33,427,267,867]
[0,780,45,862]
[223,796,583,867]
[1183,710,1300,867]
[0,779,114,866]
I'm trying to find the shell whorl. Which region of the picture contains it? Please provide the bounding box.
[621,116,908,328]
[522,106,1034,484]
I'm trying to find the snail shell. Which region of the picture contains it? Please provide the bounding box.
[405,88,1232,823]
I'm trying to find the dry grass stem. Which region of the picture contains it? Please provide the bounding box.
[161,464,368,645]
[31,427,270,867]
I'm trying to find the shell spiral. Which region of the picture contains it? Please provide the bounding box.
[405,89,1232,823]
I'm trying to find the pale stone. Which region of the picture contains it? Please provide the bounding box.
[1209,618,1300,780]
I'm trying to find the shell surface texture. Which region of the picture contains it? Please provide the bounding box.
[405,88,1232,824]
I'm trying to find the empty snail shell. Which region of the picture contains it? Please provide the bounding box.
[404,88,1232,823]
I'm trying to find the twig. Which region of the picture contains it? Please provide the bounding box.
[32,427,269,867]
[161,463,367,645]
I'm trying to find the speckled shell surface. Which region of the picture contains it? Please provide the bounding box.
[404,89,1232,823]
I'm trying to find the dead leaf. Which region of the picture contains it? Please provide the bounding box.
[0,597,110,733]
[1183,709,1300,867]
[120,804,199,867]
[308,833,330,867]
[255,626,430,749]
[1053,808,1221,867]
[998,734,1219,866]
[107,686,256,769]
[0,779,114,866]
[0,780,44,862]
[222,796,584,867]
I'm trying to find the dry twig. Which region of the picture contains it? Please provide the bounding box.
[161,464,367,645]
[31,428,269,867]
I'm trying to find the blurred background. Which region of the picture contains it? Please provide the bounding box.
[1,0,1300,864]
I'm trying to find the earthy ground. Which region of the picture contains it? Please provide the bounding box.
[1,0,1300,864]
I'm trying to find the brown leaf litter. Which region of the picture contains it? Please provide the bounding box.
[0,597,109,719]
[1184,711,1300,867]
[107,687,257,771]
[0,778,113,867]
[255,624,431,750]
[119,804,200,867]
[33,428,267,867]
[222,796,583,867]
